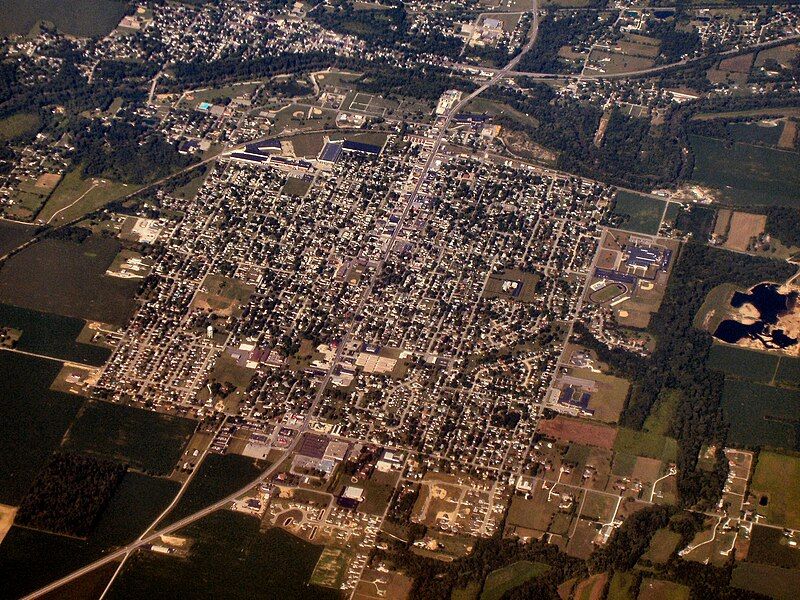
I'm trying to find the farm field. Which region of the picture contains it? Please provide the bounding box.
[706,344,779,384]
[0,303,110,365]
[613,428,677,463]
[607,570,638,600]
[0,472,178,598]
[62,400,196,475]
[0,235,139,326]
[775,355,800,388]
[480,561,550,600]
[746,524,800,569]
[161,453,267,526]
[689,135,800,206]
[749,451,800,529]
[612,191,665,235]
[0,352,83,504]
[722,379,800,450]
[0,219,36,256]
[0,0,126,37]
[106,512,337,600]
[731,562,800,600]
[637,578,689,600]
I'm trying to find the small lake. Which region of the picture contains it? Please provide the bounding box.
[714,284,797,349]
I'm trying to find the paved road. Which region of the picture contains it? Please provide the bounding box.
[23,5,542,596]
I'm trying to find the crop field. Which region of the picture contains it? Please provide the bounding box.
[161,453,266,526]
[722,379,800,450]
[731,562,800,600]
[0,303,110,365]
[707,344,779,384]
[0,0,126,37]
[750,451,800,529]
[775,356,800,388]
[0,235,139,326]
[480,561,549,600]
[538,415,618,450]
[62,400,196,475]
[613,428,677,463]
[0,220,36,256]
[723,211,766,251]
[0,352,84,504]
[747,524,800,569]
[689,135,800,206]
[612,191,665,235]
[107,512,337,600]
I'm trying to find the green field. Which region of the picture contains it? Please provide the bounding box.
[612,191,666,235]
[689,135,800,207]
[0,352,84,504]
[750,451,800,529]
[613,428,677,463]
[641,528,681,563]
[480,561,550,600]
[731,562,800,600]
[775,356,800,388]
[747,524,800,569]
[638,578,689,600]
[107,512,338,600]
[607,570,638,600]
[0,112,40,141]
[707,344,779,384]
[37,168,134,225]
[63,400,196,475]
[0,303,110,365]
[0,471,179,598]
[722,379,800,450]
[0,235,139,326]
[0,219,37,256]
[0,0,126,37]
[161,453,266,526]
[727,122,784,146]
[642,389,679,436]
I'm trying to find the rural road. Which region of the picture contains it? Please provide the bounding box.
[22,2,542,597]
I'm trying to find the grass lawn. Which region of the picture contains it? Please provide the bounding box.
[480,561,550,600]
[613,428,677,463]
[62,400,196,475]
[750,451,800,529]
[641,528,681,563]
[638,578,689,600]
[37,168,135,225]
[0,112,40,141]
[607,570,638,600]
